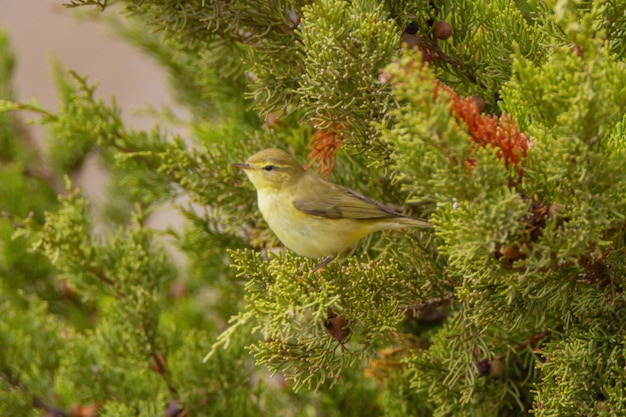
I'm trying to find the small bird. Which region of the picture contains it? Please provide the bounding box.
[233,148,432,270]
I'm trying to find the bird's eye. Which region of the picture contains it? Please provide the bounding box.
[264,165,274,172]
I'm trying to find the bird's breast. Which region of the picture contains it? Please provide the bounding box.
[256,190,365,258]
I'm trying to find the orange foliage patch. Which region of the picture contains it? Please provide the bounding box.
[305,122,347,176]
[436,82,529,173]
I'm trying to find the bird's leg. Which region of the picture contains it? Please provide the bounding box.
[312,256,334,273]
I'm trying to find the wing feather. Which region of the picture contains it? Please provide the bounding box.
[293,185,403,220]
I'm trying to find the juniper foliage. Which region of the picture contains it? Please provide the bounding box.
[1,1,625,416]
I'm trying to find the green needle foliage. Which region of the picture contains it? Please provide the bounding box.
[1,0,626,416]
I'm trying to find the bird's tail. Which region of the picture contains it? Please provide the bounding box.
[385,215,433,230]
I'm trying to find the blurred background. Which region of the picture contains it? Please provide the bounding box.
[0,0,187,250]
[0,0,175,130]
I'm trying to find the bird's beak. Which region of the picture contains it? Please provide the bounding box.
[231,162,251,170]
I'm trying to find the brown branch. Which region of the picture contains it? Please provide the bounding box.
[401,33,484,88]
[150,350,179,396]
[33,396,67,417]
[400,292,455,317]
[494,331,549,362]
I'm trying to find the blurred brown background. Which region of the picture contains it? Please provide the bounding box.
[0,0,175,130]
[0,0,187,246]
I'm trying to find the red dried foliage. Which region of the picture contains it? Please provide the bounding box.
[305,122,347,176]
[435,82,529,174]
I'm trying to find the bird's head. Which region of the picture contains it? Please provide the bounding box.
[233,148,305,191]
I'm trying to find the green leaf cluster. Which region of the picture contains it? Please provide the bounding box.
[1,0,626,416]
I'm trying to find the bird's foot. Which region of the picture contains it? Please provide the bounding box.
[312,256,334,273]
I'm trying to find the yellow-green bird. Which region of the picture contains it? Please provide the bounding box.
[233,148,432,269]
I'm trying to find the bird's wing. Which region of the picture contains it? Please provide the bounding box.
[293,185,402,220]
